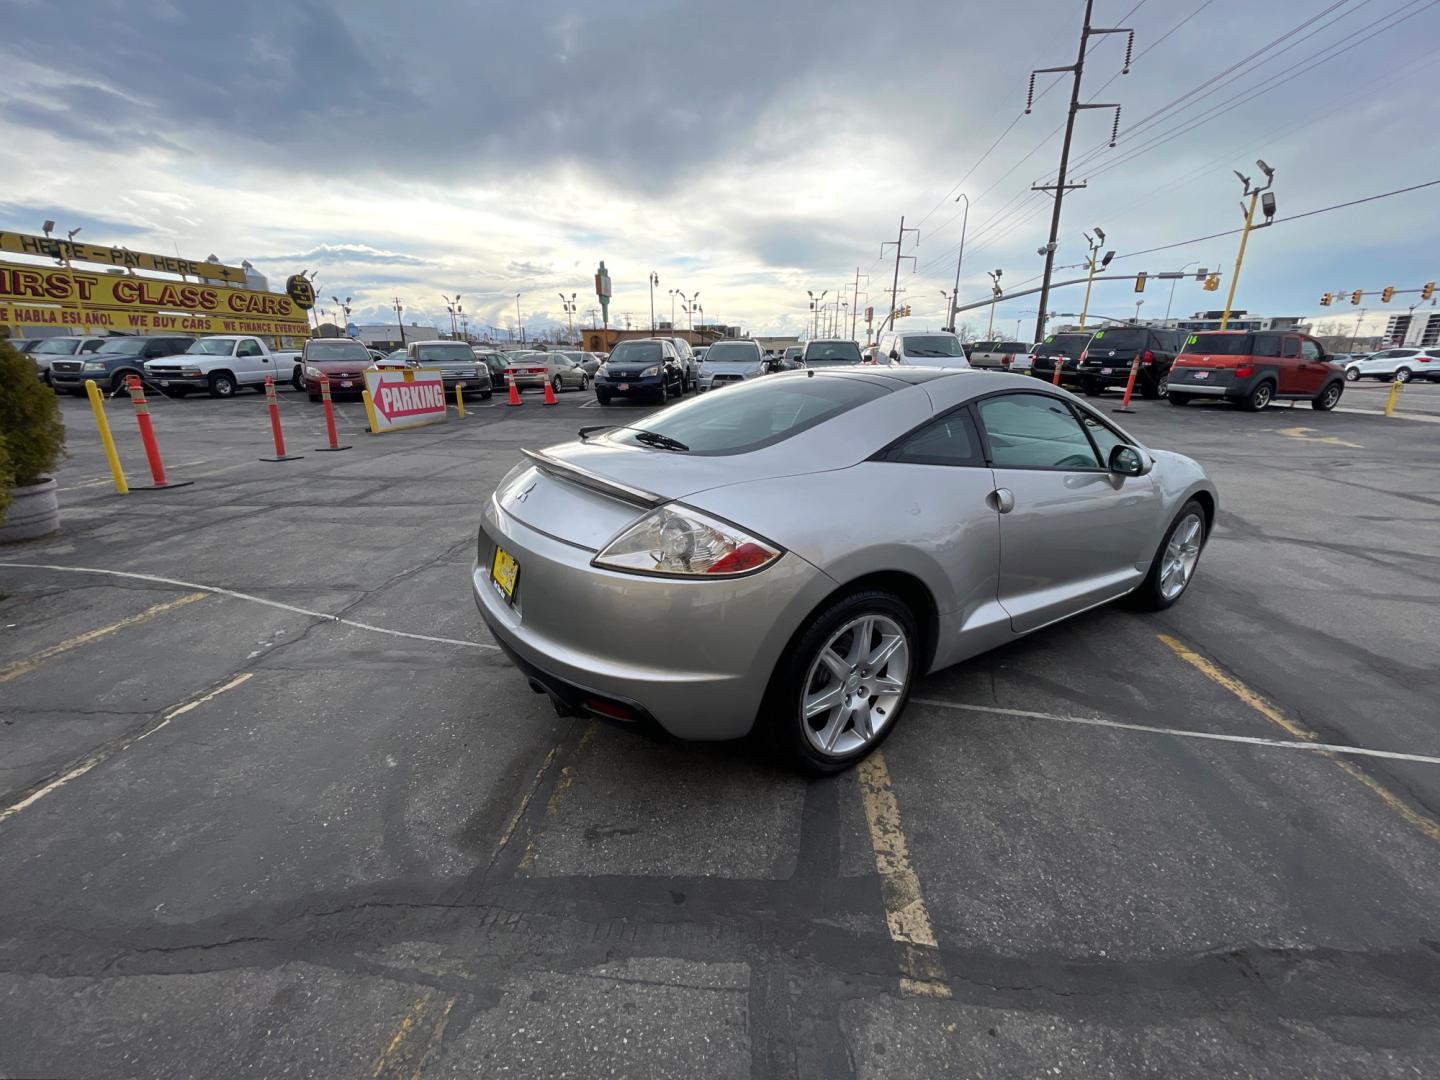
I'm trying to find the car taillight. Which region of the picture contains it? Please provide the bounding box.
[1419,356,1432,363]
[1235,365,1254,378]
[1142,350,1154,364]
[1001,356,1012,366]
[527,367,545,374]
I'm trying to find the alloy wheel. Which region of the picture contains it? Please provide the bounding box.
[1159,513,1203,601]
[1320,384,1341,409]
[800,615,909,757]
[1395,368,1412,383]
[1253,383,1272,409]
[1344,367,1360,381]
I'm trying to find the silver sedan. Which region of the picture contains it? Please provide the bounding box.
[472,369,1217,772]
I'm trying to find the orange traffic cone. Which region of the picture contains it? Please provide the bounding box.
[542,377,558,406]
[506,372,522,406]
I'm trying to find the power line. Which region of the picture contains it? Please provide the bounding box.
[1107,179,1440,262]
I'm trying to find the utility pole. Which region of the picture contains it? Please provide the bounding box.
[850,267,867,340]
[393,298,406,346]
[1026,0,1132,345]
[879,216,919,336]
[649,272,659,332]
[515,293,524,344]
[947,194,969,332]
[1220,161,1276,330]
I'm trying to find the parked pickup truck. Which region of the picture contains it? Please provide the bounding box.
[966,340,1034,372]
[48,334,197,396]
[143,336,303,398]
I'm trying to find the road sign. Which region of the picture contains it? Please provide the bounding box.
[363,368,448,433]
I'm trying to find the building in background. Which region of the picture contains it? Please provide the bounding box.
[1384,308,1440,347]
[353,323,444,351]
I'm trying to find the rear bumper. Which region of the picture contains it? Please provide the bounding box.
[471,499,831,740]
[1169,369,1248,399]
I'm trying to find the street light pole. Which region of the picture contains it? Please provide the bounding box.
[649,272,659,332]
[515,293,523,345]
[1134,299,1144,323]
[1077,228,1108,330]
[985,270,1002,339]
[393,298,406,346]
[948,193,969,332]
[1221,160,1276,331]
[1165,262,1199,326]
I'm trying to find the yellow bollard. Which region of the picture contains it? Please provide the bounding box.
[455,383,465,419]
[362,389,380,433]
[85,379,128,495]
[1384,377,1404,417]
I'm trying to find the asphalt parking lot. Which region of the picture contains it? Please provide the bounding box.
[3,377,1439,1078]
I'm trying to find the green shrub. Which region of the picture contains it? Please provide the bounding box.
[0,341,66,515]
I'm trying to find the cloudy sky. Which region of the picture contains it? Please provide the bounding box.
[2,0,1436,341]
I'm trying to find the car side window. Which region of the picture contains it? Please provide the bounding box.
[976,393,1102,470]
[237,339,262,357]
[1073,406,1128,464]
[1281,337,1299,358]
[884,410,984,467]
[1300,339,1322,361]
[1253,336,1282,358]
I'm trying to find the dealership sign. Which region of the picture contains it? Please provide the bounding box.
[0,258,310,336]
[363,367,449,433]
[0,231,246,284]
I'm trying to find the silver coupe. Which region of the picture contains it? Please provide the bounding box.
[472,368,1217,772]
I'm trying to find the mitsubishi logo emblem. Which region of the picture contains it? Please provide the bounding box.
[513,481,536,503]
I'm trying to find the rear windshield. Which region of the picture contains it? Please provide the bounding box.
[414,344,474,362]
[1035,334,1091,358]
[704,342,762,363]
[610,341,663,364]
[1088,329,1147,349]
[1182,333,1254,355]
[803,341,862,362]
[902,335,964,357]
[611,373,889,456]
[306,342,370,361]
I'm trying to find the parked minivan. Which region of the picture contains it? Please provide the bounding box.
[1073,326,1186,399]
[1168,330,1345,411]
[876,330,970,368]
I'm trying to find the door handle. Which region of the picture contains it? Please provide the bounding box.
[990,488,1015,514]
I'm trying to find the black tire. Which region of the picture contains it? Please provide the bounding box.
[1312,382,1342,411]
[1131,498,1207,612]
[551,374,563,393]
[1169,393,1192,406]
[253,383,269,393]
[1240,380,1274,411]
[595,391,611,405]
[579,373,589,390]
[1344,367,1360,382]
[208,371,237,398]
[481,388,493,399]
[292,369,305,391]
[761,588,919,774]
[110,371,138,395]
[171,387,192,398]
[1139,371,1166,400]
[1083,380,1104,397]
[1394,367,1412,383]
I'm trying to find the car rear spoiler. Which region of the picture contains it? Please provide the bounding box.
[521,448,665,509]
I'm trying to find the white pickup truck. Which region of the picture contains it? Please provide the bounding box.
[142,336,303,398]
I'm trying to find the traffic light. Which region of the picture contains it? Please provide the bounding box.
[1423,281,1436,300]
[1351,289,1363,305]
[1381,286,1395,303]
[1134,272,1147,293]
[1203,275,1220,292]
[1320,293,1332,306]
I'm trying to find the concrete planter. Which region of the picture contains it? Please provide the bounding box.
[0,476,60,543]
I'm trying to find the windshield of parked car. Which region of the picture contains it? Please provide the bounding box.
[186,339,237,355]
[1088,329,1147,350]
[803,341,862,363]
[1035,334,1091,358]
[414,344,474,363]
[609,341,664,364]
[703,342,762,364]
[1182,333,1254,355]
[33,338,82,354]
[94,338,149,355]
[901,335,964,357]
[306,343,370,362]
[613,373,889,455]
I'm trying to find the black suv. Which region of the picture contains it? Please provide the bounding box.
[1073,326,1186,399]
[48,334,197,395]
[1028,332,1096,386]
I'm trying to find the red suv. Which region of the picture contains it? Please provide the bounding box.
[1168,330,1345,412]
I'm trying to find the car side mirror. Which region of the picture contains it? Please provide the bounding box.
[1109,444,1153,477]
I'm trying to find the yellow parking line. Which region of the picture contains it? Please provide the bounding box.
[372,992,455,1080]
[857,751,952,998]
[0,591,208,686]
[1158,634,1440,844]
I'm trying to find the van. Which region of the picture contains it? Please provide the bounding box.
[1168,330,1346,412]
[876,330,969,368]
[1073,326,1186,398]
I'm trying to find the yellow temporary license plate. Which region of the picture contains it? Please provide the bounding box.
[491,546,520,601]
